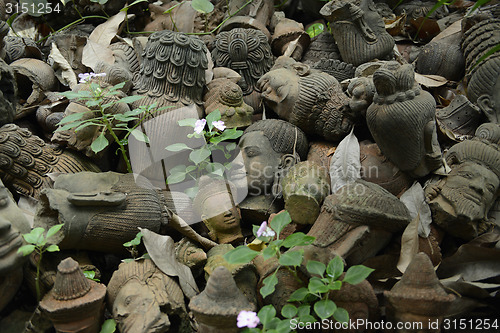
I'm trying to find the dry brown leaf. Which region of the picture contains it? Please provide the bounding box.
[415,72,448,87]
[385,14,406,36]
[397,214,420,273]
[48,42,77,89]
[409,17,441,43]
[82,11,126,70]
[431,19,463,43]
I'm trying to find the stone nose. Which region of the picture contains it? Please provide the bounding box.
[0,217,11,234]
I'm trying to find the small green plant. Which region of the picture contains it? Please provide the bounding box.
[56,73,164,173]
[191,0,214,32]
[18,224,64,302]
[83,270,100,282]
[99,318,117,333]
[225,211,374,332]
[165,110,243,198]
[122,231,149,263]
[306,23,325,38]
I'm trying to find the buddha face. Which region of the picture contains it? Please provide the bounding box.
[0,186,31,275]
[238,131,283,196]
[201,192,242,243]
[114,280,170,333]
[257,67,299,120]
[439,161,499,221]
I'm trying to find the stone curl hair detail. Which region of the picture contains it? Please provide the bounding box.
[243,119,309,160]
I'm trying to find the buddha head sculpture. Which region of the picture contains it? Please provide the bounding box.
[281,161,330,224]
[426,139,500,240]
[463,19,500,124]
[35,172,167,254]
[384,253,455,332]
[366,61,443,178]
[133,30,208,113]
[39,257,106,333]
[193,178,243,245]
[204,78,254,129]
[107,259,189,333]
[0,124,100,199]
[320,0,395,66]
[0,181,30,275]
[257,56,356,141]
[238,119,309,196]
[212,28,274,112]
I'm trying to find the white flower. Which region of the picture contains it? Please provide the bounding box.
[256,221,275,238]
[237,310,260,328]
[212,120,226,131]
[194,119,207,134]
[78,72,107,83]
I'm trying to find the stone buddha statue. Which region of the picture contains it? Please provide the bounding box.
[426,139,500,240]
[193,178,243,245]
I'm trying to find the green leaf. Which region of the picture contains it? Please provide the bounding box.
[17,244,35,256]
[466,0,491,17]
[281,304,297,319]
[123,232,143,247]
[113,114,136,122]
[225,142,237,151]
[86,100,101,108]
[46,224,64,239]
[343,265,374,285]
[91,132,109,153]
[99,318,117,333]
[260,272,278,298]
[6,13,18,28]
[297,304,311,317]
[278,250,303,267]
[178,118,198,127]
[185,165,197,173]
[306,260,326,277]
[191,0,214,14]
[75,122,97,132]
[189,147,211,165]
[326,256,344,280]
[120,0,148,11]
[56,120,86,132]
[123,108,146,117]
[306,23,325,38]
[130,128,150,143]
[328,280,342,291]
[270,211,291,237]
[206,162,224,177]
[333,307,349,324]
[206,109,221,131]
[308,277,329,294]
[262,246,276,260]
[84,270,96,280]
[219,128,243,141]
[282,232,315,248]
[223,246,259,264]
[166,143,192,152]
[288,287,309,302]
[57,112,86,125]
[45,244,60,252]
[23,228,45,245]
[166,172,186,184]
[258,305,276,327]
[109,82,127,91]
[275,319,293,333]
[314,299,337,320]
[185,186,198,198]
[118,95,144,104]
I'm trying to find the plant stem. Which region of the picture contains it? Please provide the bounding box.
[103,115,132,173]
[35,250,42,303]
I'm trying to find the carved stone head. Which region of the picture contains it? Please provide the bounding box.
[426,139,500,239]
[107,259,189,333]
[257,56,355,141]
[193,178,243,245]
[238,119,308,196]
[366,61,443,178]
[320,0,395,66]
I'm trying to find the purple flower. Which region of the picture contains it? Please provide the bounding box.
[212,120,226,131]
[256,221,275,238]
[237,310,260,328]
[194,119,207,134]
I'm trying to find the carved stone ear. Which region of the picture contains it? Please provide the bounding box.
[292,63,310,76]
[477,94,497,123]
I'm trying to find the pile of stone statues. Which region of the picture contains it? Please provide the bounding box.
[0,0,500,332]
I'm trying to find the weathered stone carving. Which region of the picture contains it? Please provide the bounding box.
[190,266,255,333]
[40,257,106,333]
[3,36,41,64]
[366,61,443,178]
[238,119,308,196]
[133,30,208,113]
[34,172,166,254]
[475,122,500,144]
[426,139,500,240]
[416,35,465,82]
[204,77,253,129]
[281,161,330,224]
[320,0,395,66]
[462,19,500,124]
[257,56,356,141]
[193,179,243,245]
[271,16,310,60]
[302,32,342,65]
[0,124,100,199]
[212,28,274,111]
[107,259,190,333]
[0,57,16,126]
[312,59,356,83]
[384,253,455,331]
